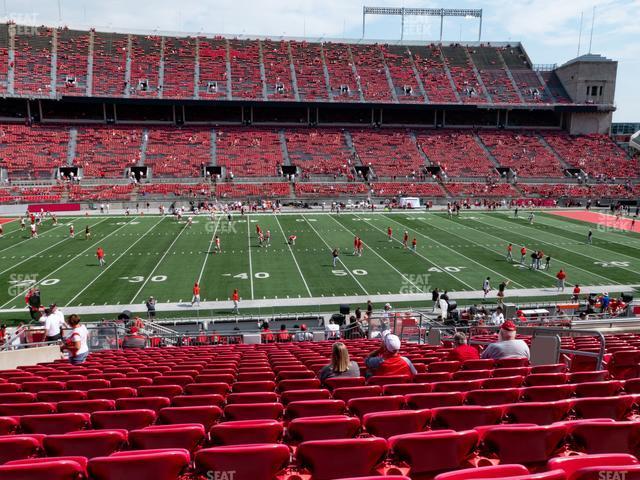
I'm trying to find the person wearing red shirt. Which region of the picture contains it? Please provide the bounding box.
[446,332,480,362]
[96,247,105,267]
[277,324,291,342]
[232,288,240,314]
[191,282,201,307]
[387,227,392,242]
[506,243,513,262]
[260,322,274,343]
[365,333,417,378]
[403,231,409,249]
[571,284,581,302]
[520,246,527,265]
[556,269,567,292]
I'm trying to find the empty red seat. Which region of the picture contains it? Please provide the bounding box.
[231,381,276,393]
[195,444,290,480]
[433,380,484,392]
[333,386,382,402]
[493,367,531,377]
[367,375,411,386]
[184,382,230,396]
[572,396,634,420]
[87,387,137,400]
[434,464,530,479]
[36,390,87,402]
[347,395,405,418]
[276,370,316,380]
[210,420,283,445]
[525,373,568,387]
[363,409,431,438]
[504,400,572,425]
[137,385,183,398]
[116,396,171,412]
[482,376,525,389]
[569,371,609,383]
[323,377,366,390]
[405,392,465,409]
[461,359,495,370]
[530,364,567,374]
[383,383,432,396]
[67,379,110,391]
[224,402,284,421]
[91,409,156,430]
[432,406,504,431]
[0,458,86,480]
[19,413,90,435]
[196,374,235,384]
[0,402,55,415]
[158,405,222,430]
[277,378,321,391]
[521,385,575,402]
[287,415,361,443]
[608,351,640,380]
[280,389,331,405]
[129,424,206,452]
[43,429,127,459]
[568,421,640,454]
[0,416,19,435]
[548,453,639,480]
[296,437,388,480]
[88,449,190,480]
[414,372,453,383]
[226,392,279,404]
[495,358,529,368]
[466,388,521,406]
[236,372,276,382]
[389,430,479,477]
[574,381,623,398]
[21,381,66,393]
[428,361,462,373]
[285,400,345,419]
[110,377,153,388]
[171,394,225,407]
[0,435,43,464]
[452,370,493,381]
[57,399,115,414]
[480,424,566,466]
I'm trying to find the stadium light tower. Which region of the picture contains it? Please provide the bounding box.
[362,6,483,41]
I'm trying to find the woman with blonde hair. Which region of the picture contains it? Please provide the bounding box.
[318,342,360,384]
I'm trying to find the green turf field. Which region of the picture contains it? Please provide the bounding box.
[0,210,639,319]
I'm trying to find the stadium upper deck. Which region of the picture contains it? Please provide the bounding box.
[0,24,579,106]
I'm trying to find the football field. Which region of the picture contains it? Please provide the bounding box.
[0,210,639,319]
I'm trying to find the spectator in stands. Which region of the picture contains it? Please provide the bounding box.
[293,324,313,342]
[40,304,67,342]
[446,332,480,362]
[365,333,417,378]
[325,318,340,340]
[489,306,505,326]
[571,285,581,302]
[145,296,156,319]
[60,314,89,365]
[277,324,290,342]
[318,342,361,384]
[481,321,530,360]
[122,327,147,349]
[260,322,274,343]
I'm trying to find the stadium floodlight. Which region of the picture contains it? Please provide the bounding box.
[631,130,640,154]
[362,6,483,41]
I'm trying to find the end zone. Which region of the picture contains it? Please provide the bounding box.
[548,210,640,233]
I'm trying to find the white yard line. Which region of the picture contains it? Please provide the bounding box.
[360,214,474,290]
[328,214,426,294]
[302,214,369,296]
[476,214,630,282]
[197,217,222,285]
[129,221,190,304]
[274,214,312,297]
[246,214,255,300]
[0,217,139,309]
[64,217,166,307]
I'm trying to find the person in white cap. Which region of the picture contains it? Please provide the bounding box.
[365,332,417,378]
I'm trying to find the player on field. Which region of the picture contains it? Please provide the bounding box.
[514,207,519,218]
[482,277,491,300]
[96,247,105,267]
[403,231,409,249]
[556,269,566,292]
[497,280,510,305]
[187,216,193,227]
[528,212,535,224]
[85,224,91,240]
[30,223,37,238]
[265,230,271,246]
[256,224,262,236]
[520,246,527,265]
[214,235,221,253]
[544,255,551,271]
[447,204,453,219]
[192,282,201,307]
[387,227,392,242]
[232,289,240,314]
[69,224,75,238]
[411,237,417,252]
[258,231,264,247]
[506,243,513,262]
[20,217,25,230]
[353,236,360,256]
[332,247,340,267]
[288,235,297,245]
[586,229,593,245]
[125,207,131,216]
[357,237,364,256]
[227,212,232,223]
[52,214,58,225]
[0,224,3,238]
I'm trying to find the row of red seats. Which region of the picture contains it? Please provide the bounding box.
[370,182,445,197]
[216,129,282,176]
[55,29,89,96]
[216,183,289,198]
[197,38,229,100]
[13,27,53,96]
[518,183,636,199]
[229,39,263,100]
[145,129,211,177]
[382,45,424,103]
[285,129,353,176]
[444,182,519,197]
[417,130,495,177]
[68,184,133,201]
[262,40,295,101]
[290,41,329,101]
[351,130,426,176]
[129,36,162,97]
[91,32,128,97]
[350,44,394,102]
[323,42,361,102]
[162,37,196,99]
[294,183,368,197]
[73,127,141,178]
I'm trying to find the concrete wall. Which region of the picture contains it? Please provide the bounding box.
[567,111,614,135]
[0,345,62,369]
[555,58,617,105]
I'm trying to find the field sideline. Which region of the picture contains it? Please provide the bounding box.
[0,210,639,319]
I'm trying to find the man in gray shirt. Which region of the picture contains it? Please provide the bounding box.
[481,321,530,360]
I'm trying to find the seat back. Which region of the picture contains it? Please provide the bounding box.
[195,444,290,480]
[285,400,345,420]
[43,429,127,459]
[158,406,223,430]
[569,421,640,455]
[481,424,567,465]
[91,409,157,430]
[19,413,90,435]
[431,406,504,431]
[88,449,190,480]
[129,424,206,452]
[0,459,86,480]
[363,409,431,439]
[287,415,361,443]
[210,420,283,446]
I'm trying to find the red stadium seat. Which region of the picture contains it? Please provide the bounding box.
[194,444,290,480]
[568,421,640,455]
[333,386,382,402]
[574,381,624,398]
[0,416,19,435]
[184,382,231,396]
[296,437,388,480]
[129,424,206,452]
[19,413,90,435]
[224,402,284,421]
[0,459,87,480]
[210,420,283,446]
[548,453,639,479]
[405,392,466,409]
[226,392,279,404]
[480,424,567,466]
[0,402,55,415]
[431,406,504,431]
[521,385,576,402]
[285,400,346,420]
[434,464,530,480]
[171,394,225,407]
[36,390,87,402]
[88,449,190,480]
[280,388,331,405]
[287,415,361,443]
[56,399,115,414]
[504,400,572,425]
[572,396,635,420]
[87,387,137,400]
[43,429,127,458]
[347,395,405,418]
[91,409,157,430]
[0,435,44,464]
[158,405,222,430]
[116,396,171,412]
[323,377,366,390]
[363,409,432,438]
[465,388,522,406]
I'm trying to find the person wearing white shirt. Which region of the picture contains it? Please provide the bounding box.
[40,304,67,341]
[489,307,505,326]
[325,319,340,340]
[60,314,89,364]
